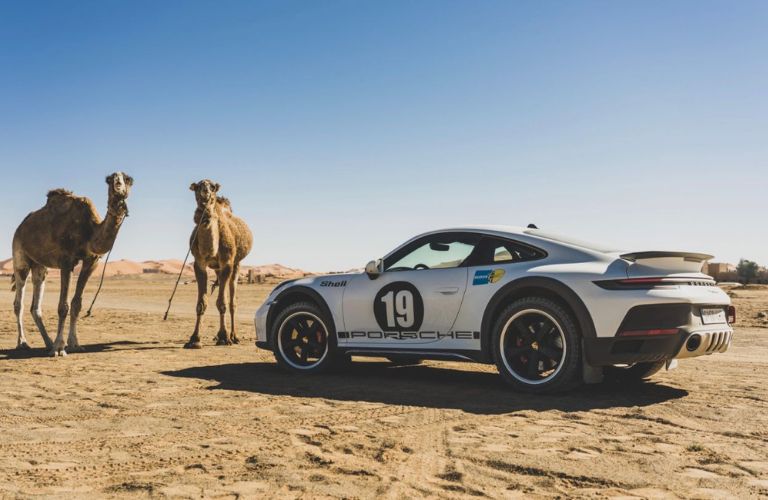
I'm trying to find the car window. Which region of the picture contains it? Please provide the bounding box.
[472,237,546,266]
[494,246,515,262]
[384,234,480,271]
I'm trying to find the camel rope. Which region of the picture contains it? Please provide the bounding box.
[163,226,198,321]
[84,248,112,318]
[84,211,126,318]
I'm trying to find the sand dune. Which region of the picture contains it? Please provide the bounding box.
[0,258,309,280]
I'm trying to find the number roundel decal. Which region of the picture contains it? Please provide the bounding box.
[373,282,424,332]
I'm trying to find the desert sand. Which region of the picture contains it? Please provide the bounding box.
[0,275,766,499]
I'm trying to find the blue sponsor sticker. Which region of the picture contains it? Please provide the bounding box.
[473,270,491,285]
[473,269,506,286]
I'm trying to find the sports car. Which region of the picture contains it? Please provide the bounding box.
[254,226,735,392]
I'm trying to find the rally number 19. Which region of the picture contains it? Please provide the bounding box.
[380,290,414,328]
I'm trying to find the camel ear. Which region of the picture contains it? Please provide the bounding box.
[189,182,198,191]
[213,183,221,193]
[124,174,134,187]
[106,174,114,184]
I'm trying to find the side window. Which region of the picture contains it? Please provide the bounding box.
[493,245,515,263]
[474,237,546,266]
[384,233,480,272]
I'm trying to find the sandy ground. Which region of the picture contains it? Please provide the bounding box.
[0,275,766,499]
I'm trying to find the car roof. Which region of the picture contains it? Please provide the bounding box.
[428,225,529,235]
[388,225,617,259]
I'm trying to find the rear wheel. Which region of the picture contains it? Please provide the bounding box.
[273,302,338,373]
[604,361,665,382]
[492,297,581,393]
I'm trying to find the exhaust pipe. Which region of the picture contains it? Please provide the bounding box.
[686,334,702,352]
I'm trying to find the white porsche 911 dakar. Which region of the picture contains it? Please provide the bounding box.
[254,226,735,393]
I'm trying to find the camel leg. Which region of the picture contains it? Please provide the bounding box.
[67,258,97,353]
[50,266,72,357]
[229,263,240,344]
[184,262,208,349]
[13,267,31,350]
[215,265,233,346]
[30,266,53,350]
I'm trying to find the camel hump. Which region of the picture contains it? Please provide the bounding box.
[46,188,74,201]
[45,189,96,218]
[217,196,232,211]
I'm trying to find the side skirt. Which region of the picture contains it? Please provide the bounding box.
[338,347,490,364]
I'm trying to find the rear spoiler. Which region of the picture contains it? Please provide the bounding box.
[619,251,714,263]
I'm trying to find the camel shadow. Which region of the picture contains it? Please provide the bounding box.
[0,340,177,360]
[162,361,689,414]
[85,341,179,353]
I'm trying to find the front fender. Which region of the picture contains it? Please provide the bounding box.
[266,285,338,346]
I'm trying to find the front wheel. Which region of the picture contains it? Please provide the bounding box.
[492,297,582,393]
[273,302,338,373]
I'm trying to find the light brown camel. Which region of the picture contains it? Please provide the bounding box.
[184,179,253,349]
[12,172,132,356]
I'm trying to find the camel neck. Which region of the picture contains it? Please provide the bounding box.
[195,209,220,258]
[90,201,127,255]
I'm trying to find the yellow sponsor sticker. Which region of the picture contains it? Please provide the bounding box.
[489,269,505,284]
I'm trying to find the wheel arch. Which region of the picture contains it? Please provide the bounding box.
[267,286,337,347]
[480,276,596,359]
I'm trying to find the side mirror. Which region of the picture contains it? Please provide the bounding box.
[365,259,382,279]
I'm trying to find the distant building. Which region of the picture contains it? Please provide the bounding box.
[704,262,768,284]
[705,262,738,282]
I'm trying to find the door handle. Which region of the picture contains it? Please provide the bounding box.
[436,287,460,295]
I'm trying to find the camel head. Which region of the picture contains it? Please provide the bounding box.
[190,179,220,205]
[105,171,133,217]
[190,179,220,219]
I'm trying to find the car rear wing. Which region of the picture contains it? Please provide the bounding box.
[619,251,714,263]
[620,251,714,276]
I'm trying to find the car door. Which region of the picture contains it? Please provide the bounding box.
[449,236,549,350]
[341,232,481,347]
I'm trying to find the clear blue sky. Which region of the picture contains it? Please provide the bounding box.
[1,1,766,271]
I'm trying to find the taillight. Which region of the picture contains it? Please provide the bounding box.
[620,278,667,284]
[617,328,680,337]
[727,305,736,324]
[594,277,716,290]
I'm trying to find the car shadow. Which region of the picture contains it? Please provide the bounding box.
[0,340,177,360]
[162,361,689,414]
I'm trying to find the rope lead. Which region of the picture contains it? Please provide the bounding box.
[164,227,198,321]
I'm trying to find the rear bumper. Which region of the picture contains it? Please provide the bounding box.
[585,302,734,366]
[585,334,684,365]
[584,326,733,366]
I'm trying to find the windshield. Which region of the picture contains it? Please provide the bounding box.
[523,229,619,253]
[384,234,480,271]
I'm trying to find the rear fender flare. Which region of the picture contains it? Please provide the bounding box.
[480,276,597,358]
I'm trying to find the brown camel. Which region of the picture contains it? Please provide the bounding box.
[11,172,132,356]
[184,179,253,348]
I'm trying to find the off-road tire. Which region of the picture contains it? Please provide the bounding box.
[492,297,582,393]
[272,301,339,374]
